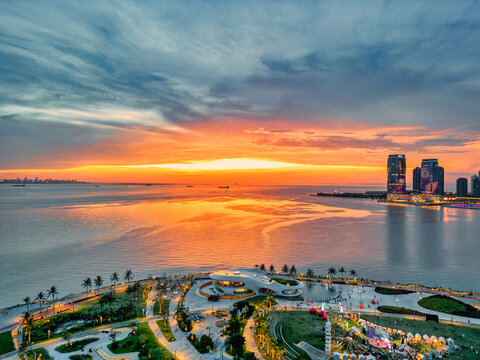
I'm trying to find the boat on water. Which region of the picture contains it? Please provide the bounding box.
[218,186,229,189]
[145,184,153,186]
[186,185,195,187]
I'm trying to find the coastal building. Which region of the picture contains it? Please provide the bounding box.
[387,154,406,194]
[421,159,444,195]
[472,172,480,194]
[412,167,422,192]
[474,177,480,197]
[456,178,468,196]
[200,268,304,299]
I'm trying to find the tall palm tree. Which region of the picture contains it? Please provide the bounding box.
[338,267,346,278]
[21,311,34,344]
[47,286,58,313]
[289,265,297,275]
[282,264,289,274]
[269,265,275,273]
[94,276,103,294]
[100,293,117,311]
[259,264,266,272]
[63,331,73,346]
[124,269,134,283]
[36,292,46,311]
[350,269,357,278]
[110,272,120,292]
[82,277,92,293]
[327,267,337,277]
[306,268,314,277]
[23,297,31,311]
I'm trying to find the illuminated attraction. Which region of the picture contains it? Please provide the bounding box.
[387,154,406,194]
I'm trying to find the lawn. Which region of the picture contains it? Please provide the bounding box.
[375,286,413,295]
[378,306,425,316]
[108,322,175,359]
[419,295,480,319]
[55,337,98,353]
[153,299,170,316]
[269,311,326,352]
[156,320,175,342]
[362,315,480,360]
[0,331,15,355]
[271,278,298,286]
[28,285,148,343]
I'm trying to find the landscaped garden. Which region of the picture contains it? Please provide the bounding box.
[108,322,175,360]
[55,337,98,353]
[26,283,147,344]
[418,295,480,319]
[378,306,425,316]
[25,347,53,360]
[187,333,215,353]
[271,277,298,286]
[375,286,414,295]
[0,331,15,355]
[361,315,480,360]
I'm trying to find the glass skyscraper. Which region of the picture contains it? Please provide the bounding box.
[387,154,406,194]
[413,167,422,192]
[456,178,468,196]
[421,159,444,195]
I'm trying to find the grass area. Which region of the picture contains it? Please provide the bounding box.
[28,285,148,343]
[26,347,53,360]
[156,319,175,342]
[270,311,325,352]
[69,355,92,360]
[153,299,170,316]
[271,277,298,286]
[419,295,480,319]
[55,337,98,353]
[108,322,175,359]
[378,306,426,316]
[375,286,413,295]
[362,315,480,360]
[0,331,15,355]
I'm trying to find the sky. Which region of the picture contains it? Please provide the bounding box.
[1,1,480,186]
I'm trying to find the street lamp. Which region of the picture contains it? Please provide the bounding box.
[47,329,50,340]
[100,316,103,326]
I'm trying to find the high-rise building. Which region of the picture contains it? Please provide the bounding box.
[472,173,480,194]
[412,167,422,192]
[456,178,468,196]
[421,159,444,195]
[387,154,406,194]
[473,177,480,197]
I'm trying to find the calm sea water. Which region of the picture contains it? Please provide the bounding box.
[0,184,479,308]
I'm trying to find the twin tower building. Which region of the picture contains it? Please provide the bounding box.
[387,154,444,195]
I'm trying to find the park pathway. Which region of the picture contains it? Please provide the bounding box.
[244,316,264,360]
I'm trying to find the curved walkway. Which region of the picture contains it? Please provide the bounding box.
[244,316,264,360]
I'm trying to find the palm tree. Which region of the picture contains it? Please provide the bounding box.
[327,267,337,277]
[82,277,92,293]
[47,286,58,314]
[124,269,134,283]
[100,293,117,311]
[23,297,31,311]
[259,264,266,272]
[289,265,297,275]
[110,272,120,292]
[269,265,275,273]
[21,311,34,344]
[94,276,104,294]
[338,267,346,278]
[63,331,73,346]
[350,269,357,278]
[306,268,314,277]
[282,264,289,274]
[36,292,46,311]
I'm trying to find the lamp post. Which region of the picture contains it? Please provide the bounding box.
[47,329,50,340]
[100,316,103,326]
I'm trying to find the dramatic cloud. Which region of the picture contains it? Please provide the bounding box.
[1,1,480,182]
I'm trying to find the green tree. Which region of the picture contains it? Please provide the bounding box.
[94,275,103,294]
[350,269,357,278]
[327,267,337,277]
[82,277,92,292]
[226,333,245,357]
[63,331,73,346]
[269,264,275,273]
[282,264,289,274]
[124,269,134,282]
[338,267,346,278]
[23,297,31,311]
[259,264,266,272]
[289,265,297,275]
[306,268,314,277]
[100,292,117,311]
